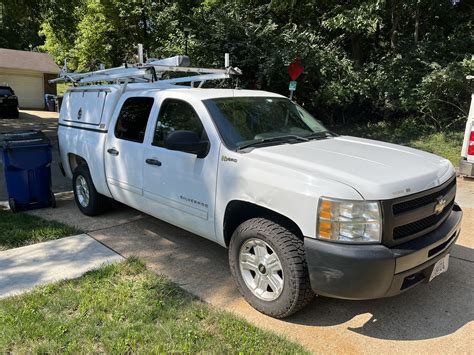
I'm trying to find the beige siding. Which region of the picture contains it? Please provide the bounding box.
[0,69,44,109]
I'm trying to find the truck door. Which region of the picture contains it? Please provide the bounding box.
[105,96,155,207]
[142,98,219,240]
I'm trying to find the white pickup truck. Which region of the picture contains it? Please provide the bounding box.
[57,80,462,318]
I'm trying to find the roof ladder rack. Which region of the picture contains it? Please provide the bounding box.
[49,55,242,87]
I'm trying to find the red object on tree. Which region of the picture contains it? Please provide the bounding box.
[288,57,304,81]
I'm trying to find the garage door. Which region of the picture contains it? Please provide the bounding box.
[0,72,44,109]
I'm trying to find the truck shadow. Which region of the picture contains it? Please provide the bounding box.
[32,199,474,343]
[100,210,474,342]
[284,243,474,340]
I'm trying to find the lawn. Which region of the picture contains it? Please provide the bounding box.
[331,121,464,166]
[0,210,79,251]
[0,258,307,354]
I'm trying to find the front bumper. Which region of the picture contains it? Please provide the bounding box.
[305,203,462,300]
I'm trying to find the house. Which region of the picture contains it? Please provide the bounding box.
[0,48,60,109]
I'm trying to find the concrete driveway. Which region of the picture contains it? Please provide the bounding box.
[27,182,474,354]
[0,110,70,200]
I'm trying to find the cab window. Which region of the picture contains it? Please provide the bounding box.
[115,97,154,143]
[152,99,206,147]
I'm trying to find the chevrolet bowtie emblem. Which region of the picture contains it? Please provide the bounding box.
[434,196,447,215]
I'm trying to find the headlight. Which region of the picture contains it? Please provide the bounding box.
[316,197,382,243]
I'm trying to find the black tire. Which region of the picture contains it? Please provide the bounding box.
[12,109,19,119]
[8,198,17,213]
[72,164,109,216]
[229,217,314,318]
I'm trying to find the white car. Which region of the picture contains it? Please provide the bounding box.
[57,78,462,318]
[460,77,474,177]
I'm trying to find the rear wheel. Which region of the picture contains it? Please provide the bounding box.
[72,165,109,216]
[229,217,314,318]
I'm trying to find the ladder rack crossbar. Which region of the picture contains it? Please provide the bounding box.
[49,55,242,86]
[160,73,232,85]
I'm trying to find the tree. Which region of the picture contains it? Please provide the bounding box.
[5,0,470,131]
[0,0,45,50]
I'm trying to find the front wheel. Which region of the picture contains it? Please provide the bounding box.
[72,165,109,216]
[229,218,314,318]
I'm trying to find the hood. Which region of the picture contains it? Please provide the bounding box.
[248,136,454,200]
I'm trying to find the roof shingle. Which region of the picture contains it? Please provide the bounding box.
[0,48,60,74]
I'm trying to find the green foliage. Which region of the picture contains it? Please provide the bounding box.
[415,58,473,131]
[332,119,464,166]
[0,0,471,132]
[0,210,80,251]
[322,0,384,35]
[0,0,44,50]
[0,257,308,353]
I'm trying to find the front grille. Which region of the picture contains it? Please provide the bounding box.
[381,177,456,246]
[392,178,456,215]
[393,200,454,240]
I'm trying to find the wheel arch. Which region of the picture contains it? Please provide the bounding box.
[68,153,87,175]
[223,200,304,247]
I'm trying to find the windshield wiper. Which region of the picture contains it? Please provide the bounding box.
[237,135,309,151]
[305,131,337,140]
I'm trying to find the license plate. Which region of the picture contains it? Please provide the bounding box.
[429,254,449,282]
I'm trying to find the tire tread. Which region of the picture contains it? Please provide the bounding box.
[229,217,314,318]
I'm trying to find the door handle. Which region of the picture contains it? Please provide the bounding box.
[146,158,162,166]
[107,148,119,156]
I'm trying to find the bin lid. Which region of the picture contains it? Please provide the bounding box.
[0,130,51,148]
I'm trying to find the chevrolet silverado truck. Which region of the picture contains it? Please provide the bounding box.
[57,82,462,318]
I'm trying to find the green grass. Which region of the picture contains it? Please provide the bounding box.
[0,258,307,354]
[0,210,80,251]
[331,121,464,166]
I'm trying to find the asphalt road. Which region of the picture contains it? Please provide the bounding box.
[0,110,71,201]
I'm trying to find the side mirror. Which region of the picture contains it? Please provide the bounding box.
[164,130,209,158]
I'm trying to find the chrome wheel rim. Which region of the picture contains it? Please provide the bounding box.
[75,175,90,208]
[239,238,284,301]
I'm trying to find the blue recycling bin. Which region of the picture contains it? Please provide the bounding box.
[0,130,56,212]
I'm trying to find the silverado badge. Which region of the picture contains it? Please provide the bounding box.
[434,196,447,215]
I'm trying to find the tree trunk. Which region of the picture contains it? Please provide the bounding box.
[390,0,400,52]
[414,5,419,43]
[351,33,363,67]
[141,4,148,55]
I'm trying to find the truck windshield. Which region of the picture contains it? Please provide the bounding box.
[204,97,331,150]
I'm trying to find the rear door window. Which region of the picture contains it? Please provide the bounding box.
[115,97,154,143]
